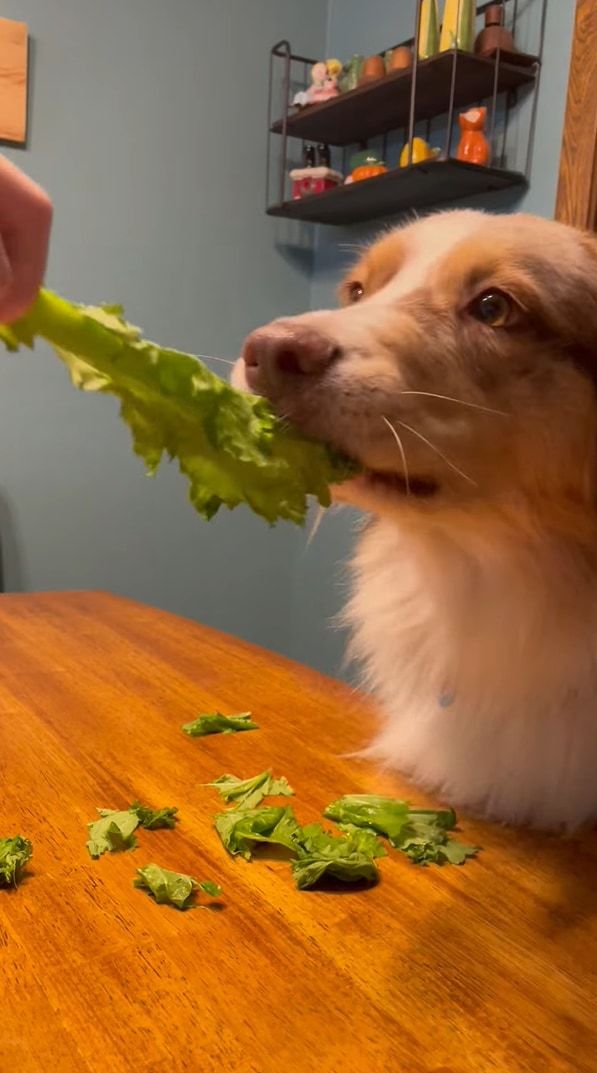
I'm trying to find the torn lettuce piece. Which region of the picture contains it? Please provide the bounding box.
[134,863,222,909]
[86,809,140,858]
[325,794,479,866]
[182,712,258,737]
[0,836,33,887]
[0,290,356,525]
[215,806,385,889]
[207,770,294,809]
[215,805,302,860]
[291,823,386,890]
[129,801,179,830]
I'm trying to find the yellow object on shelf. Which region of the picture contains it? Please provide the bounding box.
[417,0,440,60]
[399,138,434,167]
[439,0,475,52]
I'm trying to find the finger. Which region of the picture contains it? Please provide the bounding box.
[0,187,52,323]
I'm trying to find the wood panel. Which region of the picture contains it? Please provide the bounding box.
[1,591,597,1072]
[0,18,28,145]
[555,0,597,230]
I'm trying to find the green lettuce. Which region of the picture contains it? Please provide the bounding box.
[215,805,302,860]
[86,809,140,858]
[128,801,179,830]
[325,795,479,866]
[134,863,222,910]
[0,290,355,524]
[291,823,386,890]
[0,836,33,886]
[207,770,294,809]
[182,712,258,737]
[215,805,385,889]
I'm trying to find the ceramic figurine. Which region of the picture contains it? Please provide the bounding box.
[418,0,440,59]
[338,54,363,93]
[456,107,490,165]
[475,4,515,57]
[349,150,388,182]
[399,137,436,167]
[386,46,413,72]
[439,0,475,52]
[290,164,343,199]
[292,59,342,108]
[359,55,386,84]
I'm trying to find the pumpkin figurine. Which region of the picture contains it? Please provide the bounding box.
[349,150,388,182]
[456,107,490,166]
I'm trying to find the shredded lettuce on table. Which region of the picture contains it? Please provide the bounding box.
[207,770,294,809]
[182,712,258,737]
[215,805,386,889]
[0,290,355,524]
[324,794,480,866]
[0,835,33,886]
[134,863,222,910]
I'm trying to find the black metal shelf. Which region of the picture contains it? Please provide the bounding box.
[266,159,527,226]
[271,50,538,148]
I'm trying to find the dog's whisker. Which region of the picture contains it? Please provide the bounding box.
[382,416,411,496]
[195,356,233,369]
[399,390,507,417]
[337,242,367,251]
[396,418,477,487]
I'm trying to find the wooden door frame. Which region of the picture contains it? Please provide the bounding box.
[555,0,597,230]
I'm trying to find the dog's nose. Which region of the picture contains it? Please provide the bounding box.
[242,323,341,386]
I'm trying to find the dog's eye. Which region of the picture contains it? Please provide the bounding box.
[348,281,364,303]
[469,289,513,327]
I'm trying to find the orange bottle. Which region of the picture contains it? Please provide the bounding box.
[456,106,490,166]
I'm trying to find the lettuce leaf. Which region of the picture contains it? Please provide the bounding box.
[182,712,258,737]
[214,805,302,860]
[86,809,140,858]
[0,290,355,524]
[214,805,385,888]
[291,823,386,890]
[325,795,479,866]
[0,835,33,886]
[207,770,294,809]
[134,863,222,909]
[128,801,179,830]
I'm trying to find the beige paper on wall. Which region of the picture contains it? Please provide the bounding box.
[0,18,28,144]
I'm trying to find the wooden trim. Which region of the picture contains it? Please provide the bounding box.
[555,0,597,230]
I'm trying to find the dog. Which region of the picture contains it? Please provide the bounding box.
[233,209,597,830]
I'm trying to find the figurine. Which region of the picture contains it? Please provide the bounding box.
[359,55,386,84]
[290,164,343,199]
[418,0,439,60]
[385,46,413,72]
[439,0,475,52]
[338,55,363,93]
[456,107,490,165]
[399,137,436,166]
[348,150,388,182]
[475,4,516,57]
[292,59,342,108]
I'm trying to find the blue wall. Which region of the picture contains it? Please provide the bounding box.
[0,1,578,677]
[289,0,577,676]
[0,0,327,655]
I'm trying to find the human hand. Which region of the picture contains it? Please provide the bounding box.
[0,156,52,324]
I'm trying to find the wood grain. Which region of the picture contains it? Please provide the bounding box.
[1,591,597,1073]
[0,18,28,145]
[555,0,597,230]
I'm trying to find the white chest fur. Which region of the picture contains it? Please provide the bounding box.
[345,516,597,829]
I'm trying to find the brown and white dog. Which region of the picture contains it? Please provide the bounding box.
[234,209,597,830]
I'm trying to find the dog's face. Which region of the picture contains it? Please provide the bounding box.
[236,211,597,517]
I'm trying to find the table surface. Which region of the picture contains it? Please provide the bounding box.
[1,591,596,1073]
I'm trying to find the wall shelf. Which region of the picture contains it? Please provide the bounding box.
[271,50,538,148]
[266,159,527,226]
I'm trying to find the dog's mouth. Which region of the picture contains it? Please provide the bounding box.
[345,467,439,500]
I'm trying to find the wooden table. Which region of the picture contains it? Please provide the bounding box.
[1,592,596,1073]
